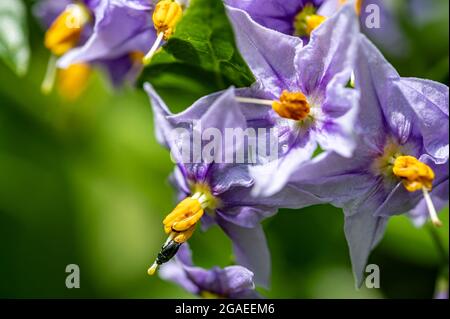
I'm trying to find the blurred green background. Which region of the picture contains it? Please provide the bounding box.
[0,0,448,298]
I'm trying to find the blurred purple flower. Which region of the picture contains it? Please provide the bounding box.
[58,0,155,71]
[33,0,154,87]
[225,4,360,196]
[160,244,260,298]
[279,34,449,286]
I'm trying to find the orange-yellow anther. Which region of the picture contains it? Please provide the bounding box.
[57,63,92,101]
[44,4,90,56]
[153,0,183,40]
[163,197,204,243]
[392,156,435,192]
[305,15,327,35]
[272,90,311,121]
[173,224,196,243]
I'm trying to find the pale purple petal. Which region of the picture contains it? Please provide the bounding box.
[294,4,359,95]
[249,135,317,196]
[358,35,449,163]
[397,78,449,163]
[225,5,302,96]
[344,194,388,287]
[216,206,277,228]
[217,219,271,288]
[225,0,305,35]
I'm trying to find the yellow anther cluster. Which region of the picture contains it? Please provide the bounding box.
[392,155,435,192]
[153,0,183,40]
[45,4,90,56]
[163,197,204,243]
[272,90,311,121]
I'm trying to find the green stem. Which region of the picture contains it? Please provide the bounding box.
[427,224,448,267]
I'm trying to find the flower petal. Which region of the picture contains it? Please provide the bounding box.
[294,4,359,94]
[344,196,388,287]
[58,0,154,67]
[225,5,302,95]
[217,219,271,288]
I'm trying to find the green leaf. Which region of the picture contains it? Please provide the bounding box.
[139,0,255,91]
[0,0,29,77]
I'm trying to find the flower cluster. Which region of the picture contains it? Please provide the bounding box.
[33,0,448,297]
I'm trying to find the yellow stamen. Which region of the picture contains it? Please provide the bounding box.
[163,197,204,237]
[147,187,217,276]
[153,0,183,40]
[272,90,311,121]
[44,3,90,56]
[393,156,434,192]
[142,1,183,65]
[393,155,442,227]
[305,15,327,36]
[57,63,92,101]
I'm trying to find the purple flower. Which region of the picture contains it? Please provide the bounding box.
[58,0,155,70]
[34,0,154,92]
[144,83,305,288]
[160,244,259,298]
[224,0,340,38]
[279,34,449,286]
[225,4,360,196]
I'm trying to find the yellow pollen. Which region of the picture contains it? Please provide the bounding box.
[272,90,311,121]
[44,3,90,56]
[153,0,183,40]
[305,14,327,36]
[163,197,204,243]
[57,63,92,101]
[392,155,435,192]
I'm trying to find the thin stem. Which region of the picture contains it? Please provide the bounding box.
[41,54,58,94]
[422,187,442,227]
[143,32,164,66]
[235,97,274,106]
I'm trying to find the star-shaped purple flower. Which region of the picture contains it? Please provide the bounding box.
[160,244,260,298]
[144,83,305,288]
[279,34,449,286]
[225,4,360,196]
